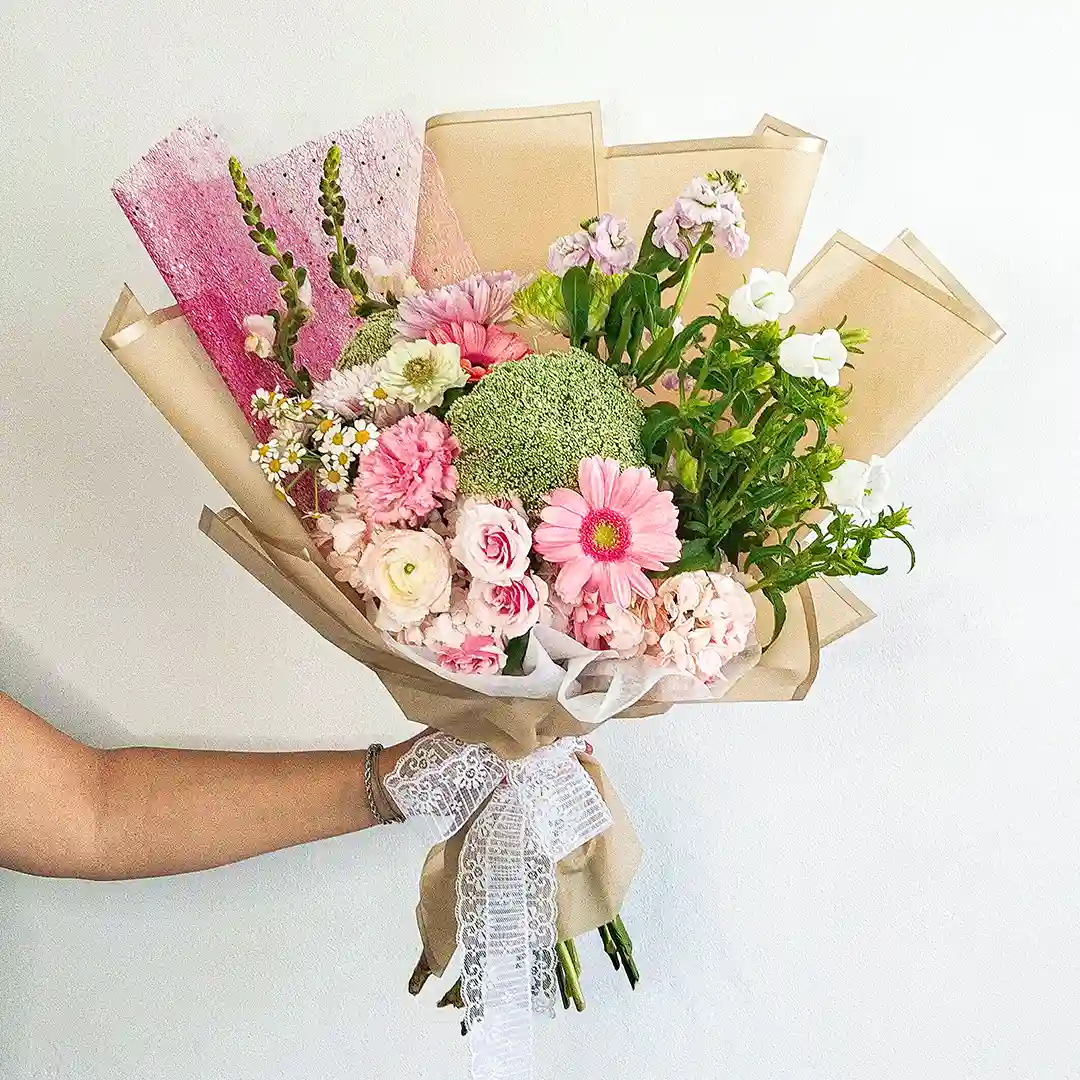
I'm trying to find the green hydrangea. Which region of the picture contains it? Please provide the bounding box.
[337,308,396,369]
[512,271,625,336]
[446,348,645,511]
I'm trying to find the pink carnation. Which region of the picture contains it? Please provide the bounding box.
[354,413,459,526]
[393,271,520,340]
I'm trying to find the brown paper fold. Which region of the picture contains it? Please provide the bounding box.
[424,102,607,275]
[415,755,641,975]
[789,231,1004,460]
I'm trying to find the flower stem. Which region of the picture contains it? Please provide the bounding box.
[671,224,713,323]
[608,917,640,989]
[598,924,621,970]
[556,941,586,1011]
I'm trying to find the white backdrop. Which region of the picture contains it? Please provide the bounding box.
[1,2,1078,1078]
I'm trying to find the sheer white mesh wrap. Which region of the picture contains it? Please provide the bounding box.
[385,733,613,1080]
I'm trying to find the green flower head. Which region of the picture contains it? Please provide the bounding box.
[337,308,396,369]
[446,348,645,511]
[511,270,625,336]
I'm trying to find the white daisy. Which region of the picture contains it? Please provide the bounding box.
[352,421,380,455]
[312,415,338,442]
[272,482,296,507]
[250,440,280,464]
[318,464,351,493]
[321,422,357,454]
[279,442,305,473]
[325,447,354,471]
[362,382,399,408]
[251,388,281,419]
[261,456,289,481]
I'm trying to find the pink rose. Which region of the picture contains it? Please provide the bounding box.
[450,499,533,584]
[433,633,506,676]
[468,573,549,638]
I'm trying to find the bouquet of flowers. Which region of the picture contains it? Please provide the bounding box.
[104,106,1000,1080]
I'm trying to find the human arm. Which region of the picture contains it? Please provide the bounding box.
[0,691,414,880]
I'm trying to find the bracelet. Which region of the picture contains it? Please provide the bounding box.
[364,744,401,826]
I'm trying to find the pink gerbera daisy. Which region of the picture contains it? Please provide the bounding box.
[427,320,531,380]
[393,271,520,340]
[534,457,682,608]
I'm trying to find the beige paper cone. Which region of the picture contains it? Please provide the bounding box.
[424,102,607,275]
[789,231,1005,460]
[606,115,826,319]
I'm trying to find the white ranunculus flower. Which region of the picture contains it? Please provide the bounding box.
[728,268,795,327]
[360,528,453,630]
[777,328,848,386]
[825,455,891,524]
[378,340,468,411]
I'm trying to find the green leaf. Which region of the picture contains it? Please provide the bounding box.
[632,326,675,384]
[627,271,662,331]
[663,538,718,576]
[675,448,700,493]
[639,401,681,456]
[503,631,530,677]
[561,266,592,347]
[762,587,788,648]
[716,427,756,452]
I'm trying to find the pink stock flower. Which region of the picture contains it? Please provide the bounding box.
[588,213,637,275]
[548,230,592,276]
[534,457,682,608]
[393,271,521,340]
[427,320,531,381]
[353,412,459,526]
[468,573,549,638]
[652,177,749,262]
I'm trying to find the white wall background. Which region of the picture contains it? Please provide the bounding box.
[1,1,1077,1078]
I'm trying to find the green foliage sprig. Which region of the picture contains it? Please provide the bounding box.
[318,145,387,319]
[228,157,313,395]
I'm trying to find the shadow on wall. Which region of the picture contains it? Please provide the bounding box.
[0,620,135,748]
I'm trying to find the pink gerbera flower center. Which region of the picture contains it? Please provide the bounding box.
[581,508,631,560]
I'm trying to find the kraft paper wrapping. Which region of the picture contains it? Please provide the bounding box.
[606,115,826,318]
[415,755,641,976]
[424,102,607,275]
[789,230,1005,461]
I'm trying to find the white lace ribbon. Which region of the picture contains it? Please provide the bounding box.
[385,733,613,1080]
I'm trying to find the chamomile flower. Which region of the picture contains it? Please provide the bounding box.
[250,439,280,464]
[292,397,318,419]
[272,483,296,507]
[325,447,354,471]
[261,456,289,481]
[251,388,285,419]
[313,415,338,442]
[362,383,398,409]
[352,420,380,454]
[318,464,351,493]
[321,422,358,454]
[279,442,305,473]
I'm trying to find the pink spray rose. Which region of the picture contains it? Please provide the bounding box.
[468,573,549,638]
[422,611,507,675]
[354,413,459,527]
[450,499,533,584]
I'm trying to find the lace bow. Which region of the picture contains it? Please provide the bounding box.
[385,733,613,1080]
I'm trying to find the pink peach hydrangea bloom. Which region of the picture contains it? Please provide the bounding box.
[353,413,459,526]
[534,457,681,608]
